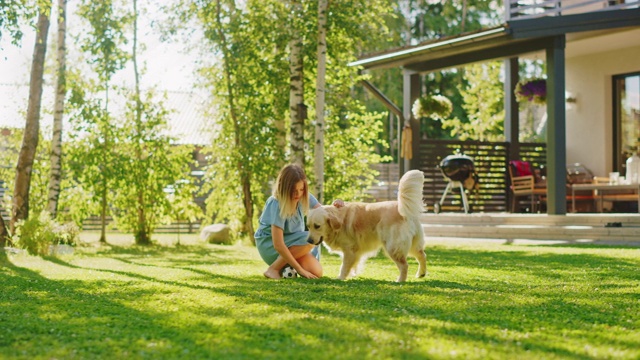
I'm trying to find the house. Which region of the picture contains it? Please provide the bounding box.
[352,0,640,214]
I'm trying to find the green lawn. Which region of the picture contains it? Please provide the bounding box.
[1,233,638,359]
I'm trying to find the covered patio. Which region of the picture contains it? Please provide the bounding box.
[353,5,640,215]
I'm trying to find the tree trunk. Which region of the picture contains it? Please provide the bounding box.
[11,6,51,233]
[0,214,9,247]
[215,0,255,243]
[314,0,328,203]
[289,0,305,166]
[46,0,67,219]
[132,0,149,245]
[100,178,107,243]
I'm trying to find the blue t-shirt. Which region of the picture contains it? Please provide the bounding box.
[255,194,319,239]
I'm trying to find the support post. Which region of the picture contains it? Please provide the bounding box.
[504,57,520,160]
[504,57,520,212]
[402,70,421,173]
[546,35,567,215]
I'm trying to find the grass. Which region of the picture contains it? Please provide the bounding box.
[1,233,639,359]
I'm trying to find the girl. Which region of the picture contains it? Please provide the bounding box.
[255,164,343,279]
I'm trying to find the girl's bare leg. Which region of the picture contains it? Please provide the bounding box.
[263,244,318,279]
[263,256,287,279]
[298,253,322,278]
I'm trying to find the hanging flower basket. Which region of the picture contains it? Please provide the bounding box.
[515,78,546,104]
[412,94,452,120]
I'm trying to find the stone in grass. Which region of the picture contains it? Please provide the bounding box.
[200,224,231,244]
[3,247,26,255]
[48,244,75,256]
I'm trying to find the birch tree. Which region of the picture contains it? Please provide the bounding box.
[313,0,328,203]
[46,0,67,219]
[288,0,305,166]
[131,0,148,244]
[184,0,288,242]
[11,1,52,233]
[0,0,35,245]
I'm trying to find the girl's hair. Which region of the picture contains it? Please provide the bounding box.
[273,164,310,219]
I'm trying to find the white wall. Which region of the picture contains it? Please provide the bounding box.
[565,39,640,177]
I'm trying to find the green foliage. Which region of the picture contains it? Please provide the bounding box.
[76,0,131,83]
[304,0,394,201]
[0,0,35,47]
[442,61,504,141]
[1,239,638,359]
[165,173,203,226]
[0,129,22,211]
[65,77,122,221]
[0,129,59,218]
[190,0,394,235]
[518,59,547,143]
[412,94,453,120]
[111,90,196,241]
[189,0,292,237]
[12,211,79,255]
[359,1,504,143]
[56,179,99,227]
[320,110,391,202]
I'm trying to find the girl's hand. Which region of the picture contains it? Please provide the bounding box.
[298,269,318,279]
[332,199,345,208]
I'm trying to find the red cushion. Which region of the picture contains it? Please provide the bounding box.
[510,160,532,177]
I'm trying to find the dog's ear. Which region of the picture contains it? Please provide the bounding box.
[327,213,342,230]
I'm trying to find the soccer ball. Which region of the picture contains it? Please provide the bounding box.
[281,266,298,278]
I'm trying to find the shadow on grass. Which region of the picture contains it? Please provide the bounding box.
[1,244,638,359]
[0,252,232,358]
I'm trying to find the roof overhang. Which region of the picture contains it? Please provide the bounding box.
[350,8,640,73]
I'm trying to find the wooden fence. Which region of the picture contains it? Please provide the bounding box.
[81,216,201,234]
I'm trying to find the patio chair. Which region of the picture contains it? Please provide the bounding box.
[508,161,547,213]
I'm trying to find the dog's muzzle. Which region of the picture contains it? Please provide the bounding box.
[308,236,323,245]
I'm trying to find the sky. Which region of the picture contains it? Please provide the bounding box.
[0,3,205,129]
[0,12,200,89]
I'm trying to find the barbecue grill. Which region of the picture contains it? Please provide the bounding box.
[433,153,478,214]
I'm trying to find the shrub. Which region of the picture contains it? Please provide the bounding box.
[13,212,80,256]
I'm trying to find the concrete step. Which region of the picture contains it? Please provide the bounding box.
[421,212,640,242]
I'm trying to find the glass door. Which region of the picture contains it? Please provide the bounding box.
[613,72,640,174]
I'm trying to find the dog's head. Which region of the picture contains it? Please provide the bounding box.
[306,206,342,245]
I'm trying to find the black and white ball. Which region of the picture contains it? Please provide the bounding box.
[281,266,298,278]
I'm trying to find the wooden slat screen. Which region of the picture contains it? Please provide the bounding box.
[417,140,546,213]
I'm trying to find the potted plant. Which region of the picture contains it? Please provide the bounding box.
[412,94,453,120]
[515,78,546,104]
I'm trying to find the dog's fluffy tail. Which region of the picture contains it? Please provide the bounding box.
[397,170,425,218]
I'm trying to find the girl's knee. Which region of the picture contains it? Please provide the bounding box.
[299,253,323,277]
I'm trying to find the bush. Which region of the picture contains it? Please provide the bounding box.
[13,212,80,256]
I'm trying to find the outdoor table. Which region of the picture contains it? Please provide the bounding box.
[571,182,640,213]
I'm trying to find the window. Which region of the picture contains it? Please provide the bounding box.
[613,72,640,173]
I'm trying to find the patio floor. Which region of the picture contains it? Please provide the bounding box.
[421,212,640,246]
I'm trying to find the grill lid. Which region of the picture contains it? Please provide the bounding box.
[439,154,475,182]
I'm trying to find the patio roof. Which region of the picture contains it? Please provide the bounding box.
[350,8,640,73]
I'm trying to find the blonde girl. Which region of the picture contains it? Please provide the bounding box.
[255,164,342,279]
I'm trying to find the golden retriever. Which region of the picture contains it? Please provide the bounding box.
[306,170,426,282]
